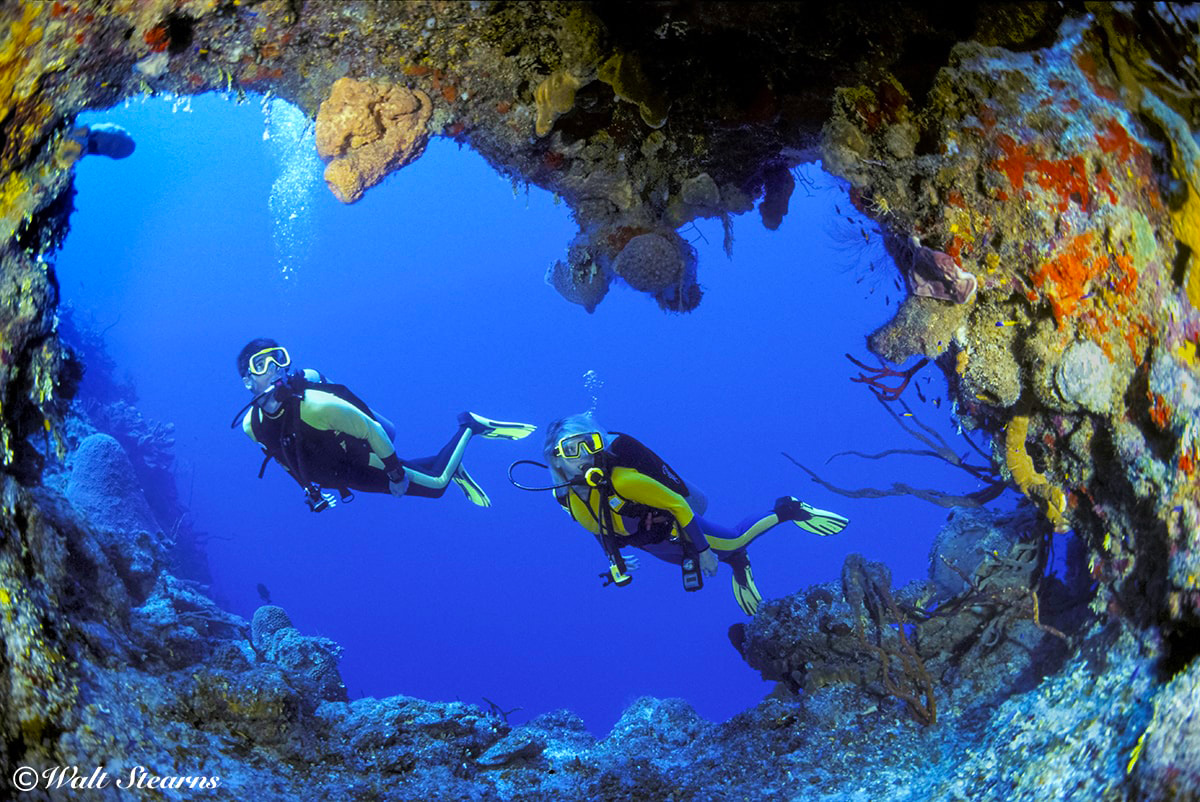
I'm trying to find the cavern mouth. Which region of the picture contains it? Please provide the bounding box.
[51,92,982,734]
[5,2,1200,797]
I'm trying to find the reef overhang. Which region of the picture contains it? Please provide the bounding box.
[2,1,1200,799]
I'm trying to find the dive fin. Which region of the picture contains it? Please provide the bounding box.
[459,411,537,440]
[453,465,492,507]
[732,564,762,616]
[775,496,849,536]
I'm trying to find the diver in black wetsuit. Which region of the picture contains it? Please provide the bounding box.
[235,338,536,512]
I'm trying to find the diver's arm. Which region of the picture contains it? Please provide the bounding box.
[241,409,259,443]
[300,390,411,489]
[300,390,396,458]
[610,468,710,554]
[371,409,397,443]
[565,491,602,536]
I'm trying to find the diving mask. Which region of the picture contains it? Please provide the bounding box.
[247,346,290,376]
[553,431,605,460]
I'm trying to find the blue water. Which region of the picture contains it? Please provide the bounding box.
[56,93,989,735]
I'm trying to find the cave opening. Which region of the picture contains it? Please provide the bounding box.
[50,90,993,735]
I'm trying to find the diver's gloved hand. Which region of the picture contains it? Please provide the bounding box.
[699,547,719,577]
[387,469,411,498]
[306,489,337,512]
[620,552,640,572]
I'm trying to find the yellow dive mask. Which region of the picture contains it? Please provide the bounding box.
[553,431,605,460]
[247,346,290,376]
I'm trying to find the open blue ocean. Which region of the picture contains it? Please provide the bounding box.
[55,93,1000,737]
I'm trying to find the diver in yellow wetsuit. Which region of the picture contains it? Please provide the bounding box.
[234,338,535,512]
[539,413,850,615]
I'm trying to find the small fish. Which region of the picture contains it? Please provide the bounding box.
[256,583,272,604]
[995,320,1018,327]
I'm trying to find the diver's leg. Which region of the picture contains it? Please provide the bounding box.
[458,412,537,440]
[401,425,474,496]
[399,426,493,505]
[637,540,686,565]
[698,513,779,553]
[697,502,847,614]
[773,497,851,536]
[695,516,765,616]
[697,499,848,552]
[333,427,481,501]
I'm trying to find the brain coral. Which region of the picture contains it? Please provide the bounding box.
[250,604,346,703]
[612,232,684,292]
[314,77,432,204]
[251,604,293,651]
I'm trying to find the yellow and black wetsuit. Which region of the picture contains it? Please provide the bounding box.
[557,471,791,565]
[555,433,817,614]
[243,369,472,498]
[556,434,800,564]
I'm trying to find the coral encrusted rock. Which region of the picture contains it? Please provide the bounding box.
[251,605,346,704]
[315,77,433,204]
[65,433,159,535]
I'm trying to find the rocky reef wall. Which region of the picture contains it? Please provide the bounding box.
[2,1,1199,799]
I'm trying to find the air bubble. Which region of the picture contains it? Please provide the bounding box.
[264,98,321,285]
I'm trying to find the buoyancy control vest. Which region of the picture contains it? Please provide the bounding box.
[567,432,706,591]
[562,432,697,545]
[247,371,383,497]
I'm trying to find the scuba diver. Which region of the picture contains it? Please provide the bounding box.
[519,413,850,615]
[234,338,536,512]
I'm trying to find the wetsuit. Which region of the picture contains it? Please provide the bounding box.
[242,369,473,498]
[554,435,793,574]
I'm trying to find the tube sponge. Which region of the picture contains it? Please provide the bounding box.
[534,71,581,137]
[1005,416,1067,530]
[598,51,669,129]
